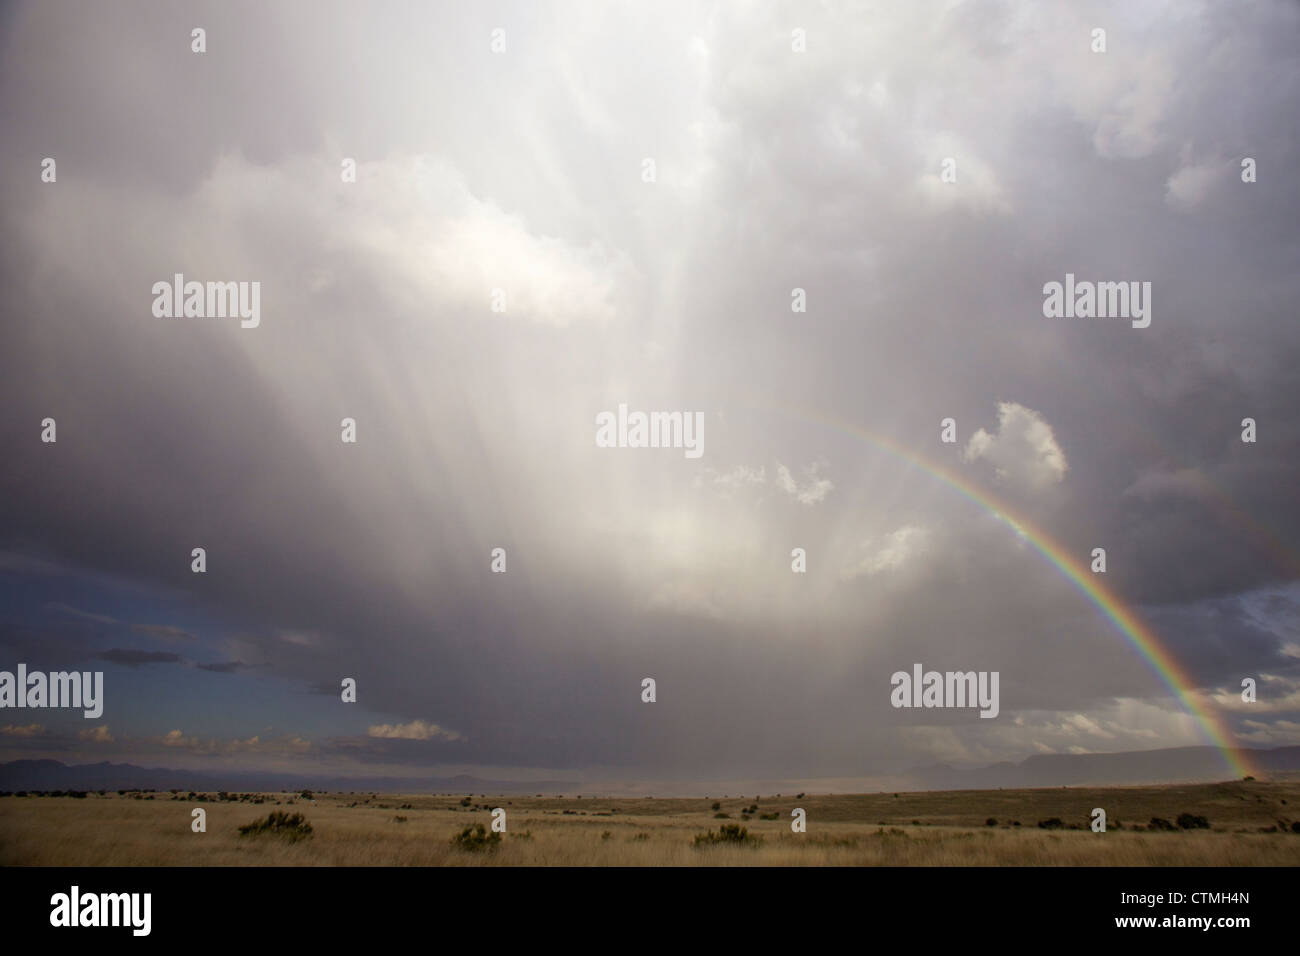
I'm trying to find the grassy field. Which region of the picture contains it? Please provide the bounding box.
[2,779,1299,866]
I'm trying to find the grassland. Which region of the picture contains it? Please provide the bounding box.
[2,779,1298,866]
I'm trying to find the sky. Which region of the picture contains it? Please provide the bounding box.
[1,0,1298,791]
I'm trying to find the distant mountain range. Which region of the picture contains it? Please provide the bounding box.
[0,760,577,794]
[908,745,1300,791]
[2,746,1297,794]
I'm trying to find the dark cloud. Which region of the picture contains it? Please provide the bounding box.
[1,1,1297,779]
[194,660,246,673]
[131,624,197,642]
[95,649,184,667]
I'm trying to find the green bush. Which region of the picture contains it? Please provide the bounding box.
[451,823,501,852]
[693,824,761,848]
[238,811,313,842]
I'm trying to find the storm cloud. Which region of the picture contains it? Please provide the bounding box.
[1,0,1298,786]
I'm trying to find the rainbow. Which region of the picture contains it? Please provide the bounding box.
[778,408,1259,779]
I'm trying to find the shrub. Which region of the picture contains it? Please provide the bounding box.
[1149,817,1177,831]
[710,802,721,811]
[1176,813,1209,830]
[1037,818,1065,830]
[713,812,730,819]
[459,796,473,807]
[759,812,779,821]
[985,818,997,827]
[238,811,313,842]
[1290,822,1300,834]
[693,824,760,848]
[451,823,501,853]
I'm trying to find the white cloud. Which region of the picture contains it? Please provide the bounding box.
[775,461,833,506]
[1166,158,1224,210]
[1065,713,1115,739]
[1237,719,1300,745]
[842,526,928,579]
[0,723,44,737]
[697,464,766,491]
[913,135,1010,214]
[1206,673,1300,713]
[964,402,1068,490]
[367,719,461,741]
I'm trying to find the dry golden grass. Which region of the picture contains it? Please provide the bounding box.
[2,779,1298,866]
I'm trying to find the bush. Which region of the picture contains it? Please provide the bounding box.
[238,811,313,842]
[459,796,473,807]
[710,802,721,811]
[693,824,760,848]
[1149,817,1177,831]
[759,812,779,821]
[1290,822,1300,834]
[985,818,997,827]
[1176,813,1209,830]
[1037,818,1065,830]
[451,823,501,853]
[713,812,730,819]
